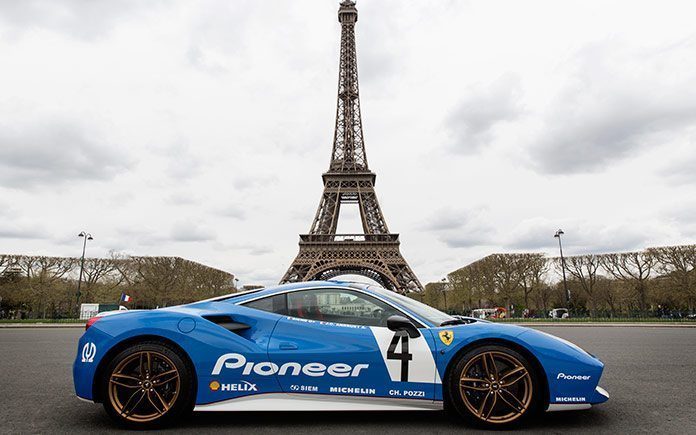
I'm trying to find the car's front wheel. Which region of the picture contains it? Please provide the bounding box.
[446,344,541,429]
[101,341,195,429]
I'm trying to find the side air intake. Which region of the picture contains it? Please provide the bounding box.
[202,315,251,333]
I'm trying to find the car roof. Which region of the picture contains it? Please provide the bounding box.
[221,280,372,303]
[206,280,434,327]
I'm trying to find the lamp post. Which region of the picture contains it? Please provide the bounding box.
[440,278,449,312]
[76,231,93,317]
[234,278,240,291]
[554,229,571,308]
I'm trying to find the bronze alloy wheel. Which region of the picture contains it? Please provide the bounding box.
[458,350,534,424]
[107,350,181,422]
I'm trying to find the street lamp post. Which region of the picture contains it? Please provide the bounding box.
[76,231,93,317]
[440,278,449,312]
[234,278,240,291]
[554,229,571,308]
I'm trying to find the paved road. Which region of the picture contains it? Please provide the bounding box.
[1,327,694,434]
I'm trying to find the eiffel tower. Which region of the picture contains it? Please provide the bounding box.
[280,0,423,293]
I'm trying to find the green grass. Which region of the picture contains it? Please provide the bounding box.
[0,318,85,324]
[490,317,695,323]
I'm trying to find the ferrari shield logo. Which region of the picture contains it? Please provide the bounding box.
[439,330,454,346]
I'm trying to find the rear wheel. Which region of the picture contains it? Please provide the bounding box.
[101,341,195,429]
[446,344,540,429]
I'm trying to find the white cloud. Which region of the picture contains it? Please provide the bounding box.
[0,0,156,40]
[421,207,497,249]
[0,120,131,188]
[659,152,696,186]
[505,218,674,255]
[529,39,696,174]
[2,0,696,286]
[445,74,522,154]
[0,225,49,240]
[170,221,216,243]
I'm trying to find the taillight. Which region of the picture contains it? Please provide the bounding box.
[85,316,100,331]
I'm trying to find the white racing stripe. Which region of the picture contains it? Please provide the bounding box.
[369,327,441,384]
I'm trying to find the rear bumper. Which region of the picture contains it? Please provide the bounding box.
[547,386,609,412]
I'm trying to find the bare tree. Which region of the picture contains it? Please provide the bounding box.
[489,254,526,314]
[648,245,696,311]
[423,282,445,309]
[449,258,498,310]
[15,256,76,318]
[518,254,549,311]
[598,278,628,317]
[468,260,497,308]
[0,255,10,272]
[79,257,121,302]
[448,267,476,312]
[561,254,602,317]
[0,253,236,317]
[599,251,654,314]
[534,283,555,314]
[111,255,236,308]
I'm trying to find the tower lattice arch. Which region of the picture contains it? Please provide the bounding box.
[280,1,423,293]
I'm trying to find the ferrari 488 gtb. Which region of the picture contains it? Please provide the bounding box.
[73,281,608,429]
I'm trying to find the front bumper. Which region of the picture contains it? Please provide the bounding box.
[547,386,609,412]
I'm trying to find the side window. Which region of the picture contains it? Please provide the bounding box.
[243,294,287,315]
[286,289,401,327]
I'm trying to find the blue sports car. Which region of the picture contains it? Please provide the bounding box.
[73,281,608,429]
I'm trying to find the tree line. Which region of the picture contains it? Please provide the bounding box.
[0,254,236,319]
[416,245,696,318]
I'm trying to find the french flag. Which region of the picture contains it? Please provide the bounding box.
[120,292,132,303]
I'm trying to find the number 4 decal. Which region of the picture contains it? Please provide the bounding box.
[369,326,441,385]
[386,331,413,382]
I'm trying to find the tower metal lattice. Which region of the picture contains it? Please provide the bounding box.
[280,1,423,292]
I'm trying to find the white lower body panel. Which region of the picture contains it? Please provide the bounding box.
[546,403,592,412]
[194,393,444,412]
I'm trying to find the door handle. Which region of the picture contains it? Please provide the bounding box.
[279,342,298,350]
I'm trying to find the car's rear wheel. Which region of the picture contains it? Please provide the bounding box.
[446,344,540,429]
[101,341,195,429]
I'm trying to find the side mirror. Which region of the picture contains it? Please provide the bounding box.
[387,315,421,338]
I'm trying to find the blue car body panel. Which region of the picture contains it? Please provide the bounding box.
[73,281,608,409]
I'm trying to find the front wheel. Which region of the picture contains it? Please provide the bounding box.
[446,344,541,429]
[101,341,195,429]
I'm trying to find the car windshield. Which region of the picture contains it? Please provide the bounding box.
[368,286,456,326]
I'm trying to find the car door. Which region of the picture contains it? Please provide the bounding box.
[198,302,285,407]
[266,288,441,403]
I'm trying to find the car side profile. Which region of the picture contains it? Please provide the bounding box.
[73,281,608,429]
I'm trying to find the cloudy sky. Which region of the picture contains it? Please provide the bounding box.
[1,0,695,287]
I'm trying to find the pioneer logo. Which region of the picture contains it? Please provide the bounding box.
[212,353,369,377]
[556,373,591,381]
[81,342,96,363]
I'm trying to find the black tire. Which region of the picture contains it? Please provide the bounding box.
[101,341,196,429]
[445,344,541,429]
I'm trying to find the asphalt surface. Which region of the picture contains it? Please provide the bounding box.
[1,327,694,434]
